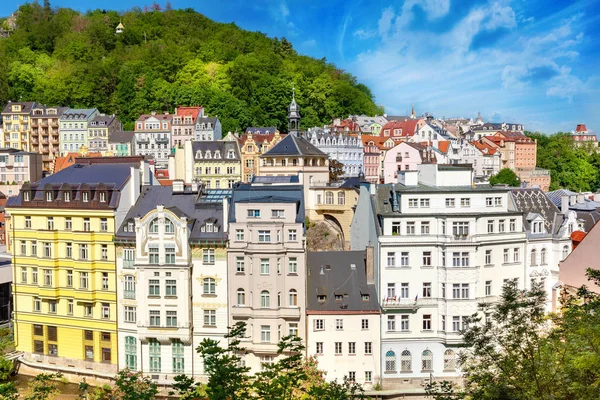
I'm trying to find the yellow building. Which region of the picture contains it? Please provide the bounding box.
[2,102,36,151]
[238,130,284,182]
[6,161,141,375]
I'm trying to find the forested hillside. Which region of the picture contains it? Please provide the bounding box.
[527,131,600,192]
[0,2,383,132]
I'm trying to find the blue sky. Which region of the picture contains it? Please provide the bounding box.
[2,0,600,134]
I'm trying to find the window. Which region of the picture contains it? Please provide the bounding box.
[80,272,89,289]
[334,342,342,355]
[260,258,270,274]
[348,342,356,355]
[422,251,431,266]
[316,342,323,354]
[172,340,185,373]
[247,209,260,218]
[236,288,246,306]
[235,229,245,241]
[203,309,216,326]
[166,310,178,327]
[325,192,334,205]
[289,289,298,306]
[338,192,345,205]
[540,248,547,265]
[400,315,409,331]
[421,221,430,234]
[409,199,418,208]
[84,303,93,317]
[203,278,216,295]
[486,197,493,207]
[423,314,432,330]
[387,252,395,267]
[400,283,409,299]
[452,221,469,236]
[387,315,396,331]
[83,218,91,231]
[288,229,297,241]
[20,241,26,256]
[258,230,271,242]
[406,222,415,235]
[149,310,161,326]
[33,298,41,312]
[509,218,516,232]
[422,350,433,371]
[444,349,456,371]
[149,339,161,373]
[513,248,520,262]
[499,219,505,232]
[124,306,136,323]
[446,198,455,207]
[100,245,108,261]
[386,350,397,372]
[453,283,469,299]
[100,218,108,232]
[453,316,461,332]
[65,270,73,287]
[65,217,72,230]
[400,350,412,372]
[48,300,57,313]
[314,319,324,331]
[460,198,470,207]
[422,282,432,298]
[400,252,409,267]
[147,279,160,296]
[47,217,54,230]
[362,319,369,330]
[495,197,502,207]
[335,319,344,330]
[485,280,492,296]
[164,219,175,233]
[562,245,569,260]
[387,283,396,298]
[487,220,494,233]
[203,249,215,264]
[485,249,492,264]
[32,268,38,284]
[261,290,270,308]
[288,257,298,273]
[261,325,271,342]
[503,248,509,263]
[530,249,537,266]
[101,303,110,319]
[25,216,31,229]
[125,337,137,369]
[46,191,52,202]
[392,221,401,235]
[43,242,51,258]
[79,244,88,260]
[271,209,285,218]
[236,257,245,273]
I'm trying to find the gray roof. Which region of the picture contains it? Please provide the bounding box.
[0,148,37,155]
[245,127,278,135]
[197,117,218,125]
[262,134,326,157]
[509,188,563,235]
[307,251,379,313]
[31,105,68,117]
[90,114,118,126]
[2,102,36,114]
[192,141,240,161]
[115,186,227,242]
[61,108,97,120]
[252,176,300,184]
[546,189,577,207]
[229,184,304,223]
[109,131,135,143]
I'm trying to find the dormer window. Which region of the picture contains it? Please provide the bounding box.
[64,192,70,202]
[214,151,221,159]
[317,295,326,303]
[362,294,370,302]
[82,192,89,202]
[227,150,235,159]
[205,151,211,159]
[24,191,30,201]
[46,192,52,202]
[196,151,202,159]
[127,221,134,232]
[99,192,106,203]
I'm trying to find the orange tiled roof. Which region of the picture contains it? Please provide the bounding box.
[380,120,420,138]
[437,141,450,154]
[53,152,103,173]
[471,140,498,155]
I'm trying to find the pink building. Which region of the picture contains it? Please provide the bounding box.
[171,106,202,148]
[559,224,600,295]
[382,142,435,183]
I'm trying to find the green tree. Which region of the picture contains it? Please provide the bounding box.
[197,322,251,400]
[24,373,63,400]
[112,369,158,400]
[329,159,345,182]
[489,168,520,187]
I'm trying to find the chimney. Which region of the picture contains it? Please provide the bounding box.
[561,195,569,214]
[172,180,184,193]
[191,181,199,192]
[222,197,229,233]
[365,246,374,284]
[577,193,584,204]
[594,192,600,202]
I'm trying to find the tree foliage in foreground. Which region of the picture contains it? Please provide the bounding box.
[0,2,383,132]
[426,270,600,400]
[489,167,520,187]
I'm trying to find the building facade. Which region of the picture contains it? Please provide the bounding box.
[6,162,141,375]
[306,250,380,388]
[227,183,306,373]
[87,115,121,154]
[362,135,382,183]
[187,141,241,189]
[114,183,229,382]
[134,112,173,169]
[0,148,43,196]
[383,142,434,183]
[352,164,529,388]
[30,105,67,171]
[60,109,100,155]
[1,102,36,151]
[171,107,201,148]
[306,129,364,178]
[108,131,135,156]
[195,116,222,141]
[238,130,284,183]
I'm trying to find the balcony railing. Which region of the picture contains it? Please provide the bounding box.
[123,290,136,299]
[381,297,438,309]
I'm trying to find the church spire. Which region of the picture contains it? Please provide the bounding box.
[410,104,416,119]
[288,84,301,136]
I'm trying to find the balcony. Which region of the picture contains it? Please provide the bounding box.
[155,136,169,144]
[123,260,134,269]
[123,290,136,299]
[231,306,301,320]
[31,121,38,128]
[51,121,58,128]
[381,297,439,310]
[476,295,500,304]
[138,323,192,342]
[449,234,472,242]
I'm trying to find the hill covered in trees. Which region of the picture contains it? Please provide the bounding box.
[0,2,383,132]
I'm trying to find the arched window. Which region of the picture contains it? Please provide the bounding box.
[237,288,245,306]
[385,350,396,372]
[261,290,270,308]
[165,219,175,234]
[530,249,537,266]
[338,192,345,205]
[422,350,433,371]
[325,191,334,205]
[562,245,569,260]
[400,350,412,372]
[124,275,135,298]
[149,218,159,233]
[540,248,547,265]
[203,278,216,295]
[289,289,298,306]
[444,349,456,371]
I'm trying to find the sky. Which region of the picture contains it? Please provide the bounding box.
[2,0,600,134]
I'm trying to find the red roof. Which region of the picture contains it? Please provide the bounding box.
[331,119,361,132]
[155,169,169,179]
[436,141,450,154]
[494,131,533,142]
[576,124,588,132]
[380,120,419,138]
[53,152,103,173]
[176,106,202,119]
[238,132,285,145]
[136,113,173,122]
[471,140,498,155]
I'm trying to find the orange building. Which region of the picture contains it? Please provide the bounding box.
[237,130,284,182]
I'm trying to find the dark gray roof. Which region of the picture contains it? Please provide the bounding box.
[262,134,326,157]
[2,102,36,114]
[191,141,240,161]
[0,148,37,155]
[109,131,135,143]
[252,176,300,184]
[509,188,563,235]
[115,186,227,242]
[60,108,97,120]
[197,117,218,125]
[90,114,118,126]
[229,184,304,223]
[307,251,379,313]
[31,105,68,117]
[245,127,277,135]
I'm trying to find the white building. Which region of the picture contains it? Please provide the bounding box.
[195,115,222,141]
[134,112,173,168]
[227,183,306,373]
[114,182,229,383]
[352,164,530,389]
[306,249,380,388]
[306,128,364,178]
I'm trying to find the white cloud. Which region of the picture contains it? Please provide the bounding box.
[353,29,377,39]
[378,7,395,39]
